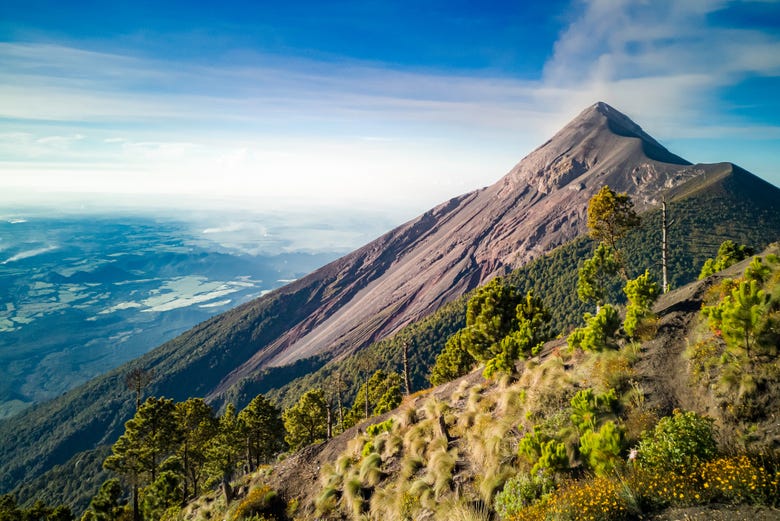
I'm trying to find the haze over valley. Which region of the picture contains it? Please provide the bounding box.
[0,208,393,418]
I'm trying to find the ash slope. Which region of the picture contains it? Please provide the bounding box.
[0,102,736,505]
[209,101,699,395]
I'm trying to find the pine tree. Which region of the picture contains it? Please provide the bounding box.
[586,186,640,277]
[175,398,218,501]
[346,370,403,425]
[84,479,124,521]
[237,394,286,470]
[104,397,180,521]
[461,277,523,362]
[429,330,476,386]
[282,389,328,451]
[205,404,243,502]
[623,269,660,339]
[577,243,619,310]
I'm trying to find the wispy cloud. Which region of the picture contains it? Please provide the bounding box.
[1,0,779,210]
[540,0,780,134]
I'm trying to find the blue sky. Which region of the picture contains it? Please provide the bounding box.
[1,0,779,218]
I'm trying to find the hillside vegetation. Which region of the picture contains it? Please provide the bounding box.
[261,164,780,410]
[163,242,780,521]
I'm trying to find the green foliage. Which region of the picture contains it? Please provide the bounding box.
[745,256,772,284]
[0,495,76,521]
[462,278,524,363]
[453,281,551,380]
[587,186,640,262]
[175,398,218,500]
[346,371,403,426]
[238,394,286,468]
[517,428,568,475]
[567,304,620,351]
[493,473,554,520]
[103,396,181,490]
[579,420,624,476]
[282,389,328,451]
[695,255,780,419]
[569,388,617,434]
[84,480,124,521]
[429,330,476,386]
[702,279,768,358]
[577,243,620,308]
[140,470,181,521]
[231,485,283,521]
[365,419,394,438]
[698,240,754,279]
[636,410,717,472]
[494,291,551,365]
[623,269,660,339]
[205,403,244,500]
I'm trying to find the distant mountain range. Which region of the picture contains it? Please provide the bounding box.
[3,102,780,510]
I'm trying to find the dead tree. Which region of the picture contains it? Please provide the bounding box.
[661,198,675,293]
[125,367,153,411]
[402,341,412,396]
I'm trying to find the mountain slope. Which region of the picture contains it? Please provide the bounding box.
[262,161,780,411]
[254,247,780,521]
[209,101,699,390]
[3,102,779,510]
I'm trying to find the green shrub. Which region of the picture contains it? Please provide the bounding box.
[366,419,394,437]
[517,428,568,475]
[636,410,717,472]
[623,270,659,339]
[579,420,624,476]
[569,388,617,433]
[493,473,555,519]
[567,305,620,351]
[698,240,753,279]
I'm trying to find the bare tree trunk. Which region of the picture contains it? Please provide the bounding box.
[364,373,370,420]
[336,372,344,432]
[326,404,333,439]
[125,367,153,411]
[132,484,140,521]
[662,199,669,294]
[402,341,412,396]
[222,476,233,503]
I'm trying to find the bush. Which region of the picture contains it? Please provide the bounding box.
[567,305,620,351]
[579,420,624,476]
[508,476,628,521]
[366,419,394,437]
[636,410,717,472]
[698,240,753,279]
[517,428,568,475]
[623,270,659,339]
[493,473,555,519]
[697,455,779,506]
[569,388,617,433]
[231,485,283,521]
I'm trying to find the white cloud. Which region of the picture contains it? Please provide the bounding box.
[541,0,780,131]
[1,1,779,210]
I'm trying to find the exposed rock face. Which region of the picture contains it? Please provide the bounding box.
[208,102,702,397]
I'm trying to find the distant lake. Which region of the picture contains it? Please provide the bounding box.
[0,210,393,418]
